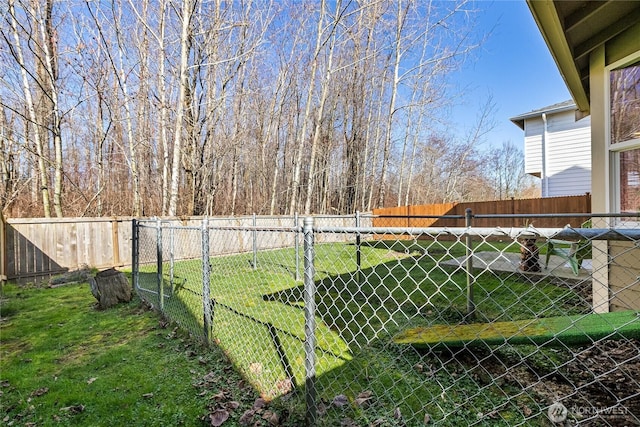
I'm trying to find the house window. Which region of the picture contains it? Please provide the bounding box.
[620,148,640,211]
[610,58,640,212]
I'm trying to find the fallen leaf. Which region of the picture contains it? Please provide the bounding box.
[354,390,373,407]
[211,391,226,400]
[60,404,85,414]
[252,397,267,410]
[332,394,349,408]
[424,413,431,424]
[87,377,97,385]
[238,409,255,425]
[142,393,154,399]
[31,387,49,397]
[209,409,229,426]
[356,390,372,399]
[226,401,240,410]
[266,410,279,425]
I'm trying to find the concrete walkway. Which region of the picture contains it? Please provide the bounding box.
[442,251,592,281]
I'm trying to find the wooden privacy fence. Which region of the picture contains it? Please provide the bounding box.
[372,194,592,228]
[2,217,133,282]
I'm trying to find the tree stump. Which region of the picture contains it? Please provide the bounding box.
[89,268,132,309]
[519,236,541,272]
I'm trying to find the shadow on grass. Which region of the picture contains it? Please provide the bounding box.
[137,240,590,424]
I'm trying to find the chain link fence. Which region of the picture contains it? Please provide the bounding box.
[133,213,640,426]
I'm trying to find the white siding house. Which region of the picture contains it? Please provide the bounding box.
[510,100,591,197]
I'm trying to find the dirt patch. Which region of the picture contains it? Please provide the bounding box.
[557,339,640,425]
[462,339,640,425]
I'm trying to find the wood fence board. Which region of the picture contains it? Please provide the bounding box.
[25,224,35,275]
[374,194,592,229]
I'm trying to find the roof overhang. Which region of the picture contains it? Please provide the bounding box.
[510,100,576,130]
[526,1,640,115]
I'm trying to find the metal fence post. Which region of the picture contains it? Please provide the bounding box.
[465,208,475,319]
[252,213,258,270]
[169,226,175,290]
[356,211,362,284]
[303,217,317,426]
[202,217,212,342]
[156,218,164,310]
[295,213,300,282]
[131,218,139,291]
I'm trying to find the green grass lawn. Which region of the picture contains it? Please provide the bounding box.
[0,281,269,427]
[135,238,590,425]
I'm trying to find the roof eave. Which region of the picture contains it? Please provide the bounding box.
[526,0,590,113]
[509,100,577,129]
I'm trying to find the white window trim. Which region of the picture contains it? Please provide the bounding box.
[605,51,640,218]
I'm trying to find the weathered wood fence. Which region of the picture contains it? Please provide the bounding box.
[2,217,133,282]
[372,194,592,228]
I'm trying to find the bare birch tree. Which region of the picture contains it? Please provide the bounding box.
[6,0,51,217]
[168,0,195,217]
[287,1,326,215]
[32,0,63,216]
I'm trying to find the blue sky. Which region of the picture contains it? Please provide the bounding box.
[450,0,572,150]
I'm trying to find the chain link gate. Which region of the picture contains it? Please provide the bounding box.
[132,214,640,426]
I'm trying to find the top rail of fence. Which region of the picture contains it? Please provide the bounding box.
[362,212,640,219]
[314,225,640,241]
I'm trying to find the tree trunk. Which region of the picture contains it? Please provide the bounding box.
[8,0,51,217]
[168,0,194,216]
